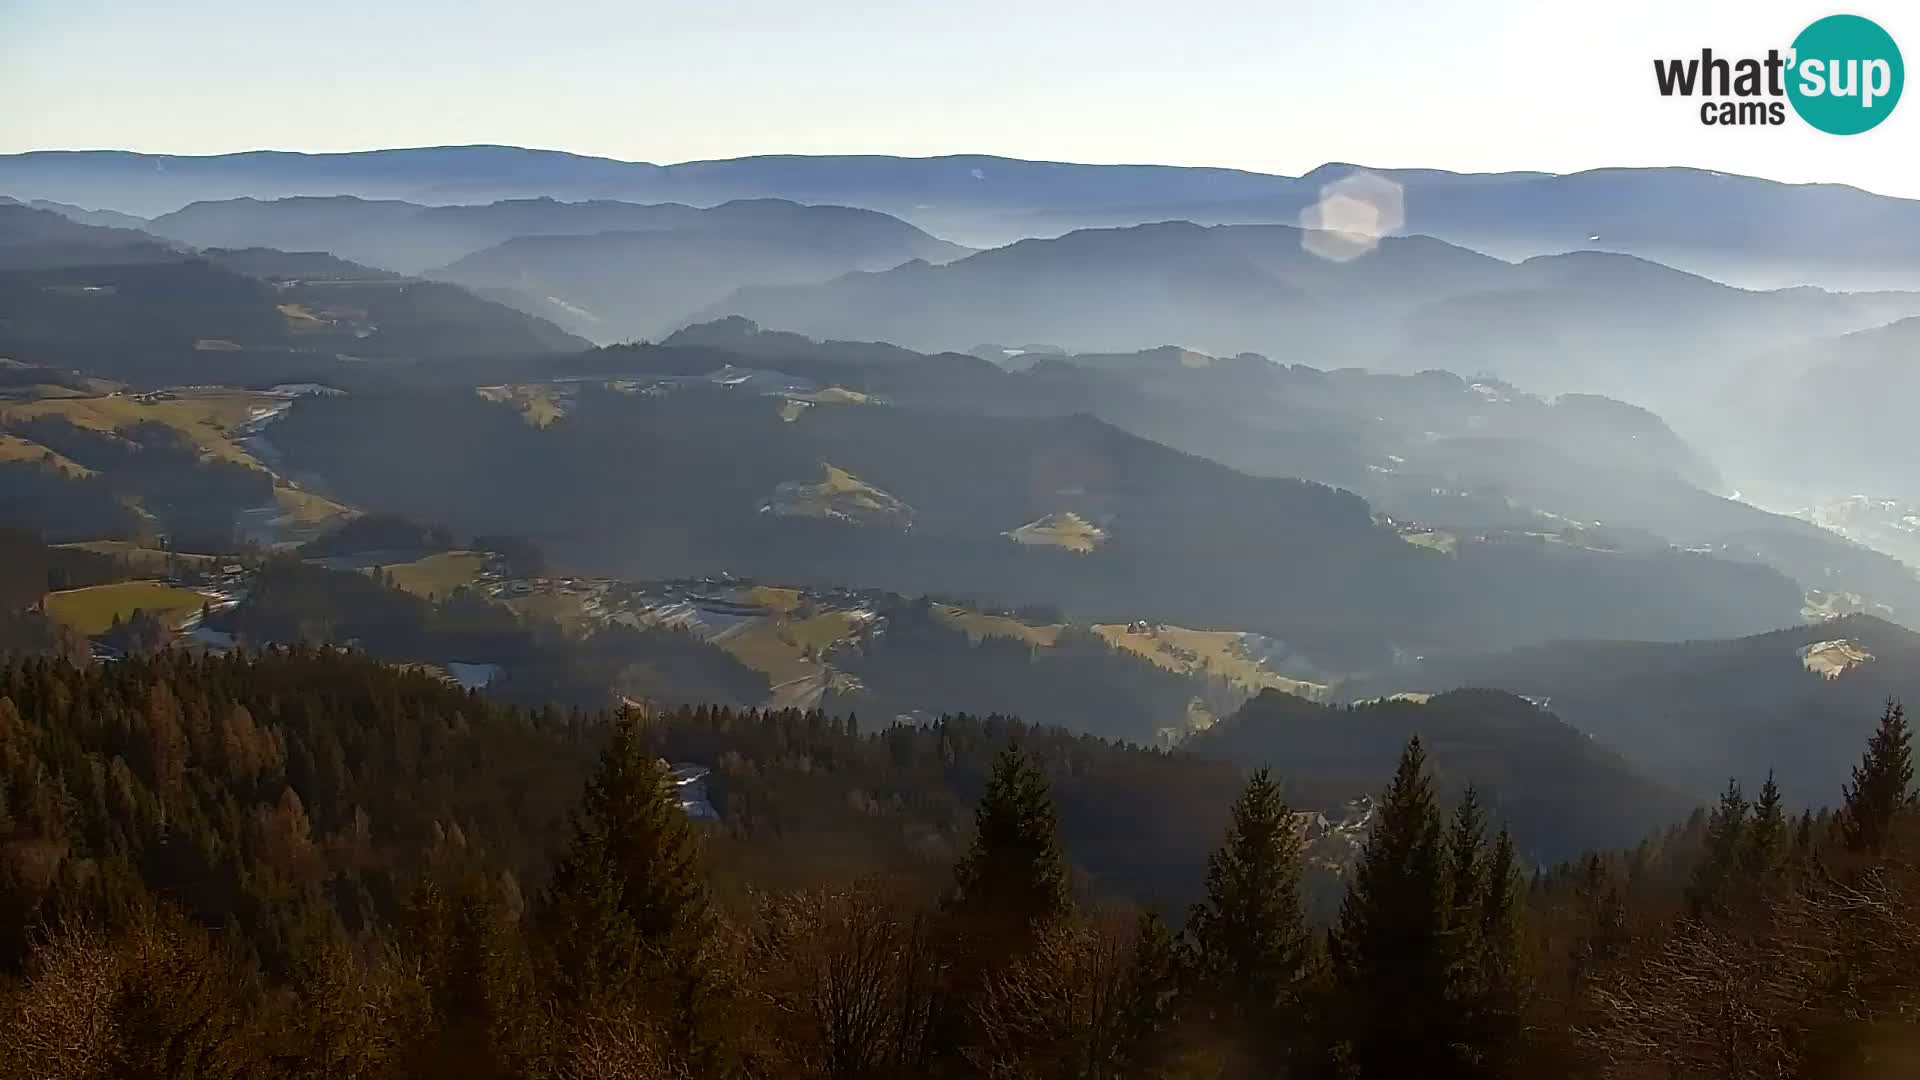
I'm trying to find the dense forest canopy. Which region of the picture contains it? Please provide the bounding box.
[0,647,1914,1079]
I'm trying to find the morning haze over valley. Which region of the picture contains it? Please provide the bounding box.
[2,3,1919,1075]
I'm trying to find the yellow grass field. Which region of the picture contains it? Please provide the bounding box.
[44,581,213,636]
[0,433,93,475]
[932,604,1064,646]
[476,384,568,427]
[0,388,282,468]
[769,464,913,525]
[1006,511,1106,553]
[506,591,591,630]
[1400,530,1460,554]
[718,622,818,686]
[272,485,357,530]
[748,585,804,614]
[56,541,220,572]
[811,387,873,405]
[1092,622,1325,699]
[719,610,868,686]
[383,551,489,598]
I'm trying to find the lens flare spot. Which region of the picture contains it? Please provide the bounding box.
[1299,171,1405,262]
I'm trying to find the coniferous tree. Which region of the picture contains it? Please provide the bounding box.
[1466,825,1525,1075]
[1118,911,1182,1074]
[1791,809,1817,863]
[941,746,1072,1073]
[537,711,711,1036]
[401,876,547,1079]
[1738,771,1787,904]
[1185,767,1311,1076]
[1685,779,1748,918]
[1324,736,1457,1079]
[947,746,1071,938]
[1841,701,1912,854]
[1447,786,1488,926]
[1569,854,1625,996]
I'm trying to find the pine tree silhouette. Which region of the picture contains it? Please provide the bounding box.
[948,745,1070,935]
[1325,736,1458,1079]
[1185,766,1310,1075]
[1841,701,1913,853]
[1686,778,1748,918]
[537,710,711,1024]
[1738,771,1787,902]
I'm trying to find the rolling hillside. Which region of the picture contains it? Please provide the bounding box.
[1190,687,1696,859]
[262,362,1805,660]
[0,204,587,385]
[704,222,1920,413]
[1347,614,1920,805]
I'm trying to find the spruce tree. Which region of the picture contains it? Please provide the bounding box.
[1841,701,1913,853]
[948,746,1071,936]
[1116,912,1183,1076]
[537,711,711,1023]
[1447,785,1488,925]
[1685,778,1748,918]
[940,746,1072,1071]
[1185,767,1310,1074]
[1466,826,1525,1074]
[402,876,546,1079]
[1791,809,1817,862]
[1738,771,1787,901]
[1325,736,1455,1079]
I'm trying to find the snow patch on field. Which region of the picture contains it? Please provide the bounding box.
[1799,639,1875,680]
[446,662,502,690]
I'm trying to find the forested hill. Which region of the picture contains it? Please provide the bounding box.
[1191,688,1694,859]
[0,648,1251,969]
[1,646,1915,1079]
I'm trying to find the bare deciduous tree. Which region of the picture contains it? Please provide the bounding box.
[967,912,1150,1080]
[746,883,940,1080]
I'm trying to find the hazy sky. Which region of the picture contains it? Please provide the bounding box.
[3,0,1915,196]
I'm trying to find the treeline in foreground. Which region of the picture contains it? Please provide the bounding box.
[0,650,1915,1078]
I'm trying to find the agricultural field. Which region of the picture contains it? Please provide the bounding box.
[717,608,870,687]
[1799,638,1875,679]
[504,590,593,630]
[383,550,489,599]
[0,387,284,468]
[1400,529,1460,554]
[476,383,571,427]
[931,603,1064,646]
[44,581,213,636]
[55,541,220,573]
[271,485,357,530]
[748,585,804,614]
[762,463,913,527]
[0,432,92,474]
[1092,622,1326,699]
[1005,511,1106,553]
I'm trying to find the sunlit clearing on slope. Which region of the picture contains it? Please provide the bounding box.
[1300,171,1405,262]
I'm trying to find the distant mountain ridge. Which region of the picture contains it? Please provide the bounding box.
[701,221,1920,414]
[132,194,970,342]
[7,147,1920,288]
[144,194,968,275]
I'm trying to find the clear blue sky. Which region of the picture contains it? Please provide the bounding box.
[3,0,1914,196]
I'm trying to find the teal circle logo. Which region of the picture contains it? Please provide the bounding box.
[1788,14,1903,134]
